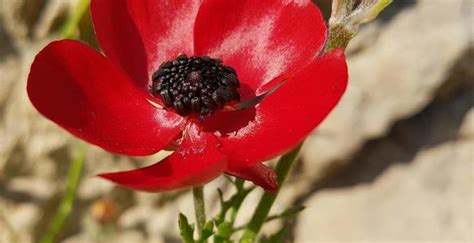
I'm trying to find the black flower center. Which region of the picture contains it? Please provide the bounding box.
[150,54,241,116]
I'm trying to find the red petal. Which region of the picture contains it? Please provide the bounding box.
[194,0,326,99]
[226,163,278,192]
[27,40,184,156]
[91,0,202,89]
[99,123,227,191]
[208,49,348,169]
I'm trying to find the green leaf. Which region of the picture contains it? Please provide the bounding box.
[198,221,215,242]
[218,188,225,204]
[233,205,305,233]
[279,205,305,219]
[264,205,305,224]
[179,213,195,243]
[232,178,245,191]
[215,191,233,225]
[212,179,256,242]
[260,225,288,243]
[214,222,233,243]
[254,206,304,242]
[215,183,254,226]
[366,0,394,22]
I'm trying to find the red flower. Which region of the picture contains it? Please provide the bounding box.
[27,0,347,192]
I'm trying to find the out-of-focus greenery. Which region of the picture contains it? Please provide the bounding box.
[40,145,86,243]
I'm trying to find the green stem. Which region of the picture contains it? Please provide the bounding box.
[192,186,206,234]
[61,0,90,38]
[229,179,246,226]
[40,144,86,243]
[239,143,303,243]
[343,0,355,15]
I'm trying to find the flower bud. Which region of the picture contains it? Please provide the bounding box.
[89,197,118,224]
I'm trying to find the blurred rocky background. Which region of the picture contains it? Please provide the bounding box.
[0,0,472,242]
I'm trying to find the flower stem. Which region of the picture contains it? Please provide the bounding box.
[40,144,86,243]
[192,186,207,234]
[239,143,303,243]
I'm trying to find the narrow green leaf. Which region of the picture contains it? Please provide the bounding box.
[279,205,305,219]
[366,0,393,22]
[215,183,254,226]
[260,225,288,243]
[198,221,214,242]
[179,213,195,243]
[217,189,225,204]
[214,222,233,243]
[215,193,233,225]
[232,178,245,191]
[233,205,305,232]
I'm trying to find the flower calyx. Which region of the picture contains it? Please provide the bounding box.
[326,0,394,50]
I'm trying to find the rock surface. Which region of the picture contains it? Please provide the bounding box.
[296,111,473,241]
[301,0,473,182]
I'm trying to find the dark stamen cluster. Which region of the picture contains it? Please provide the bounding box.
[150,54,240,115]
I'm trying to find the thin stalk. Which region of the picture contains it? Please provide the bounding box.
[229,179,246,226]
[192,186,206,233]
[239,143,303,243]
[40,144,86,243]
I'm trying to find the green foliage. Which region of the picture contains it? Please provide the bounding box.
[180,179,256,243]
[214,222,233,243]
[260,226,289,243]
[367,0,394,22]
[265,205,306,223]
[179,213,195,243]
[239,144,303,243]
[40,144,86,243]
[215,180,254,227]
[213,179,255,242]
[198,221,215,242]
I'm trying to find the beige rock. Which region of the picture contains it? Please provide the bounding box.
[301,0,474,180]
[65,229,149,243]
[2,203,38,243]
[296,125,474,241]
[460,109,474,138]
